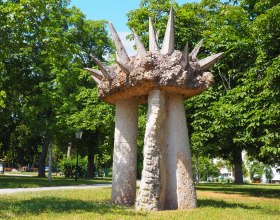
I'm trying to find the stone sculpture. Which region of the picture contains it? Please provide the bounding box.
[85,8,223,211]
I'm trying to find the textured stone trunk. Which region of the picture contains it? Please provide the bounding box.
[164,93,197,209]
[136,91,197,211]
[112,100,138,205]
[136,90,167,211]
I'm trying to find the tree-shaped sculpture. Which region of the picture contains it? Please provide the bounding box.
[86,9,223,211]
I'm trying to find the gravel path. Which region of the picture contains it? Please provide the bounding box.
[0,184,112,195]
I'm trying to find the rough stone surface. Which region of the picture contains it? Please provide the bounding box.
[136,91,197,211]
[98,51,213,104]
[164,93,197,209]
[136,90,167,211]
[112,100,138,205]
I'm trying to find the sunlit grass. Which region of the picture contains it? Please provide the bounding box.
[0,175,111,189]
[4,171,39,176]
[0,183,279,219]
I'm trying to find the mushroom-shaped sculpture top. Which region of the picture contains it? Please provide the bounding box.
[86,9,223,104]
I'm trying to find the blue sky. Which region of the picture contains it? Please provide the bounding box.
[70,0,201,56]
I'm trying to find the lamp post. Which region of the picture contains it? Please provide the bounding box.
[75,130,83,181]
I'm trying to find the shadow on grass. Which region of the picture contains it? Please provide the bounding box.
[198,198,280,217]
[196,183,280,199]
[0,196,145,219]
[0,176,111,189]
[198,198,257,209]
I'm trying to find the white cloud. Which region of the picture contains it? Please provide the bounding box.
[118,31,137,57]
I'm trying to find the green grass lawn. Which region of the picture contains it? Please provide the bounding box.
[0,175,111,188]
[0,183,279,219]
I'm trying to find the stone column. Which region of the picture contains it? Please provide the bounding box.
[136,90,167,211]
[112,99,138,205]
[164,93,197,210]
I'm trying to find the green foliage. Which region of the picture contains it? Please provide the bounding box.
[193,156,221,181]
[136,105,148,178]
[246,157,273,180]
[0,90,5,108]
[0,0,114,170]
[127,0,179,49]
[187,0,280,166]
[58,156,88,178]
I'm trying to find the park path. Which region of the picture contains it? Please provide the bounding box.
[0,184,112,195]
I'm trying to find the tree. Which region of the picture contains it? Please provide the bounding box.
[193,156,220,182]
[188,0,280,183]
[0,0,114,177]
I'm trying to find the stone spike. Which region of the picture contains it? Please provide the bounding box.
[198,52,224,70]
[108,21,130,64]
[156,29,160,43]
[180,42,189,68]
[109,68,117,78]
[149,17,159,52]
[84,68,103,80]
[132,29,146,57]
[90,75,101,85]
[161,8,175,55]
[116,60,131,75]
[91,56,112,80]
[189,39,203,60]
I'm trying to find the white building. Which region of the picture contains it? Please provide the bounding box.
[271,165,280,184]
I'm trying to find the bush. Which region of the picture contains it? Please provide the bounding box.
[58,156,88,178]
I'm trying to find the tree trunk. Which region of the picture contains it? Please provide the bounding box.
[67,142,72,158]
[233,149,243,184]
[195,156,200,183]
[48,142,52,183]
[17,147,25,169]
[87,140,95,178]
[38,136,50,178]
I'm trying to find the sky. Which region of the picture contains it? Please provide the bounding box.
[70,0,201,56]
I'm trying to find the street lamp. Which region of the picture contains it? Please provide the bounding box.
[75,130,83,181]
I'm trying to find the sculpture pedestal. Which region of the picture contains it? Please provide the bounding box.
[112,100,138,205]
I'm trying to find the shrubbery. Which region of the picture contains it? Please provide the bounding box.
[58,157,88,178]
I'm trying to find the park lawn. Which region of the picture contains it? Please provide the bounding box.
[0,175,111,188]
[0,183,279,220]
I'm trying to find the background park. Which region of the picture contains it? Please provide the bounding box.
[0,0,279,219]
